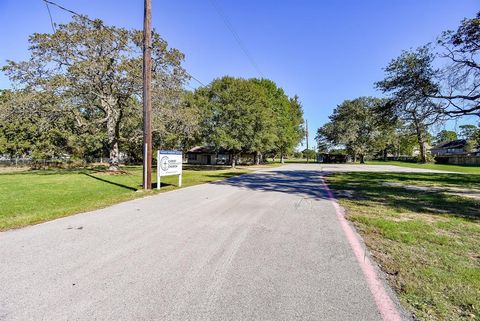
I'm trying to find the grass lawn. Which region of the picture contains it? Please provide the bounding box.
[367,160,480,174]
[326,172,480,321]
[0,165,250,230]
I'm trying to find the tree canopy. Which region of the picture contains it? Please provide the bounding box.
[316,97,389,163]
[2,16,187,170]
[194,76,304,166]
[376,47,445,162]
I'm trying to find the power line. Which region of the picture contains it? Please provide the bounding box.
[184,71,207,88]
[209,0,264,78]
[43,0,56,33]
[40,0,215,93]
[42,0,96,24]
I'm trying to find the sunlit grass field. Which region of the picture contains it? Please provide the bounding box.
[0,165,249,230]
[326,172,480,321]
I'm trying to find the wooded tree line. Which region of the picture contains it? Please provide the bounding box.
[317,12,480,163]
[0,16,304,170]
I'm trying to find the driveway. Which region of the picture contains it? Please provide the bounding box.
[0,164,421,321]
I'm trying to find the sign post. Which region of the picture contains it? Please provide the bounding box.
[157,150,183,190]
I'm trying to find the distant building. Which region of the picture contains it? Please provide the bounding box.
[430,139,470,156]
[185,146,255,165]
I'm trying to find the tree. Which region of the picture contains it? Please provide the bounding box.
[194,77,303,167]
[315,122,335,154]
[434,130,458,145]
[251,79,304,164]
[283,96,305,162]
[249,79,284,164]
[0,90,75,161]
[195,76,274,168]
[459,124,479,140]
[302,149,316,160]
[317,97,384,163]
[152,90,202,153]
[433,12,480,117]
[396,128,420,157]
[2,16,186,170]
[376,46,445,163]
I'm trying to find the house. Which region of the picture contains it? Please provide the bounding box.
[185,146,255,165]
[430,139,469,156]
[317,153,351,163]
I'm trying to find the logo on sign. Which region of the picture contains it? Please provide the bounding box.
[160,156,170,171]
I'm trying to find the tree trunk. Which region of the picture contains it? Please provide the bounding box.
[231,154,236,169]
[418,139,427,163]
[104,96,122,171]
[413,118,427,163]
[360,154,365,164]
[383,148,388,161]
[255,151,261,165]
[280,151,285,164]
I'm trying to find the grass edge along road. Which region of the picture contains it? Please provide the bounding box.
[0,165,251,230]
[325,171,480,321]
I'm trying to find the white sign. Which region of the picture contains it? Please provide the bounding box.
[157,150,183,189]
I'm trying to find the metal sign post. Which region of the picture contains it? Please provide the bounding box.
[157,150,183,190]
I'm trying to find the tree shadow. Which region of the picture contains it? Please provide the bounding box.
[214,170,331,201]
[153,181,173,189]
[327,173,480,220]
[83,173,139,191]
[215,169,479,220]
[205,172,248,180]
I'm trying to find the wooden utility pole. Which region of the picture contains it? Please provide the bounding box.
[305,120,309,163]
[143,0,152,190]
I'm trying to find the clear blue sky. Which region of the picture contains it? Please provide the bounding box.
[0,0,478,147]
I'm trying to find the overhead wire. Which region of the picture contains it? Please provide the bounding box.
[43,0,96,24]
[43,0,56,33]
[41,0,223,94]
[209,0,264,78]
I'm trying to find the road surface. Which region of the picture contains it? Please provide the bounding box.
[0,164,424,321]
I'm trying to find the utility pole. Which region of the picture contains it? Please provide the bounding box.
[143,0,152,190]
[305,120,309,163]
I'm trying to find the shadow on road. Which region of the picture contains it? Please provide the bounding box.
[214,170,330,201]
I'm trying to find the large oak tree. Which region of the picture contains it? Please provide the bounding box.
[2,16,187,170]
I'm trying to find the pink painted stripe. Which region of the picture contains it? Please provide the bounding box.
[321,178,403,321]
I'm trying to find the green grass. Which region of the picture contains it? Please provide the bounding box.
[0,166,250,230]
[367,160,480,174]
[326,172,480,321]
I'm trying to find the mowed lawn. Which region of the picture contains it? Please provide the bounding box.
[326,171,480,321]
[0,166,249,230]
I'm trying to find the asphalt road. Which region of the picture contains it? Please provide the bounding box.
[0,164,421,321]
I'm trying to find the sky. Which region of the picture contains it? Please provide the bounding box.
[0,0,478,148]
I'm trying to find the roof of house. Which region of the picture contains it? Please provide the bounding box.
[187,146,257,155]
[431,139,467,150]
[187,146,234,154]
[187,146,216,154]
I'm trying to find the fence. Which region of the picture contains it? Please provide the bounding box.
[435,155,480,166]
